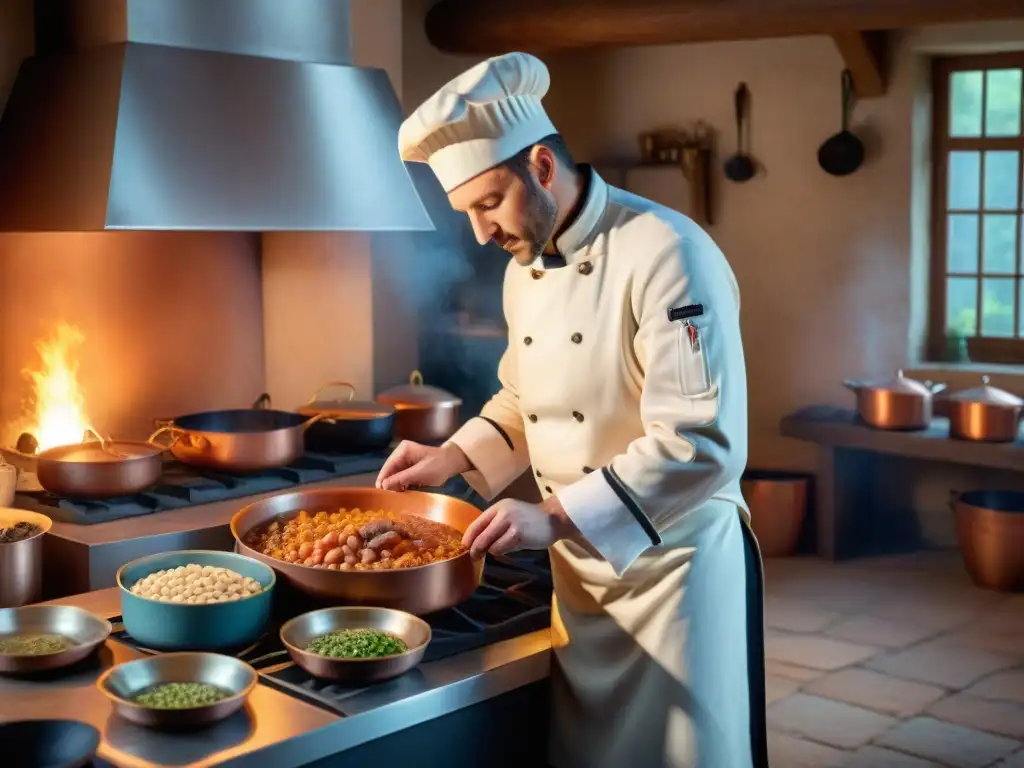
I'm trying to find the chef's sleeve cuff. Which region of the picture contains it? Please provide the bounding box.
[557,467,661,577]
[446,417,522,502]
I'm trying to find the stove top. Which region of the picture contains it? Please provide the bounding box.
[11,451,389,525]
[109,550,553,716]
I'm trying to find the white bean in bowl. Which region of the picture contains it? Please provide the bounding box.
[130,564,264,604]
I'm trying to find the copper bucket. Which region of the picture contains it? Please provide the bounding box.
[741,470,809,558]
[951,490,1024,592]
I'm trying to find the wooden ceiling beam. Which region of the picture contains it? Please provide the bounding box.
[831,31,888,98]
[425,0,1024,56]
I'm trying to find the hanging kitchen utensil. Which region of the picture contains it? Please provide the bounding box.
[843,369,946,430]
[818,69,865,177]
[376,371,463,444]
[946,376,1023,442]
[295,381,396,454]
[724,83,755,183]
[34,428,164,499]
[149,394,328,473]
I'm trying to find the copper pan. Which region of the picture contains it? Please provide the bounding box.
[230,487,484,615]
[150,394,328,473]
[35,429,163,499]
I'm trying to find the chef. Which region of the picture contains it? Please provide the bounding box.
[377,52,767,768]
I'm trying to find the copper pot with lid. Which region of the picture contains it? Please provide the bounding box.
[843,368,946,430]
[946,376,1023,442]
[375,370,462,444]
[295,382,396,454]
[843,369,946,430]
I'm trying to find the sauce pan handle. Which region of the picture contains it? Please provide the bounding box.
[300,412,331,432]
[148,425,185,450]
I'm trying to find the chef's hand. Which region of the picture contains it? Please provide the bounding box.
[462,497,579,558]
[375,441,471,491]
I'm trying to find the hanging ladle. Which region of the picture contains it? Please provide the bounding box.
[724,82,755,183]
[818,69,865,177]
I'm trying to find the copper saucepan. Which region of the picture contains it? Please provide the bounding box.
[375,370,462,444]
[149,394,328,473]
[35,428,164,499]
[293,382,396,454]
[230,487,484,615]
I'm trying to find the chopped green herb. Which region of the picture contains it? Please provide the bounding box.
[0,633,76,656]
[307,628,408,659]
[132,682,231,709]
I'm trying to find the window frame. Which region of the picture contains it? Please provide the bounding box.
[928,52,1024,365]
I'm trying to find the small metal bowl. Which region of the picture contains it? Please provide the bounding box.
[96,652,257,730]
[280,606,431,684]
[0,719,100,767]
[0,604,112,674]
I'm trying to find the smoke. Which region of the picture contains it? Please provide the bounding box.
[370,162,510,404]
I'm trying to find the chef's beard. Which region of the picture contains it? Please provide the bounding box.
[507,175,558,266]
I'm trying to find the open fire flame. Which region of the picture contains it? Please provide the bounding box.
[21,324,91,453]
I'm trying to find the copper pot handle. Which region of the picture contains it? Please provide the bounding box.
[253,393,272,410]
[410,370,424,386]
[147,425,208,451]
[924,381,947,395]
[842,379,863,391]
[299,413,331,432]
[307,381,357,404]
[82,425,129,460]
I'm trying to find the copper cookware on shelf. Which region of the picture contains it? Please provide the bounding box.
[34,428,164,499]
[294,382,396,454]
[945,376,1023,443]
[376,370,462,444]
[950,490,1024,592]
[843,369,946,430]
[230,487,484,615]
[149,394,328,473]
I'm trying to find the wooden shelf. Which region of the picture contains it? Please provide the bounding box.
[780,405,1024,472]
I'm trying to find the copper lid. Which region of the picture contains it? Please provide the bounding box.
[376,370,462,409]
[297,381,394,419]
[948,375,1024,407]
[849,369,938,396]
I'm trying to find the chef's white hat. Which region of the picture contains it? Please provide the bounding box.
[398,52,557,192]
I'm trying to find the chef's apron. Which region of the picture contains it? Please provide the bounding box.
[547,499,768,768]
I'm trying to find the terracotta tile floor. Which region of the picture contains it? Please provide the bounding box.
[763,552,1024,768]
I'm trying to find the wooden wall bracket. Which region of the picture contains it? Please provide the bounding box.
[830,31,889,98]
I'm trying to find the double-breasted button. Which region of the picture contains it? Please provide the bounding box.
[528,414,538,423]
[582,466,594,474]
[570,332,582,344]
[531,269,544,280]
[524,336,533,345]
[577,261,593,275]
[535,469,542,477]
[544,486,553,494]
[572,411,584,422]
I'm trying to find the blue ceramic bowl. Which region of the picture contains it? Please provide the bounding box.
[117,550,275,651]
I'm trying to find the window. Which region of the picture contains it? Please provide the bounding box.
[930,53,1024,364]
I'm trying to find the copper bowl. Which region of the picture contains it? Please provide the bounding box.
[0,604,111,674]
[230,488,485,615]
[280,606,430,684]
[97,652,257,730]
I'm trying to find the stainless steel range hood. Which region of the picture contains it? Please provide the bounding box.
[0,0,434,232]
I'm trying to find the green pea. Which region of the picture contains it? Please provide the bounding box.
[306,628,408,659]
